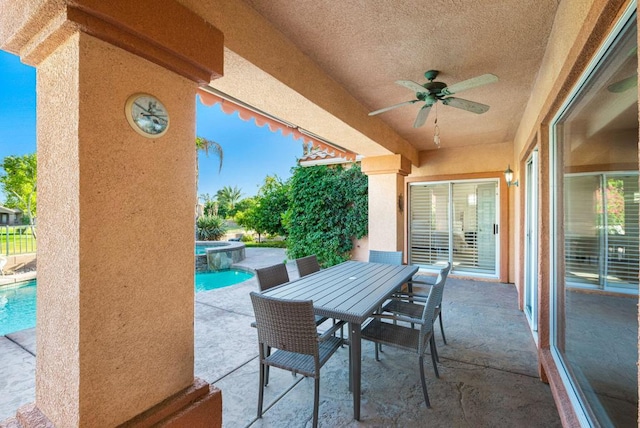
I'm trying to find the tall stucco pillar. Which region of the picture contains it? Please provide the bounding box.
[361,154,411,255]
[1,1,223,426]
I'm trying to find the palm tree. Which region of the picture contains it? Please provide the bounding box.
[195,137,223,219]
[217,185,243,211]
[196,136,223,174]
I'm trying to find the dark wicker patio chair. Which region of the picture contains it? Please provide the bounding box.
[255,263,328,327]
[255,262,291,291]
[368,249,403,265]
[250,292,345,428]
[294,254,346,345]
[295,254,321,277]
[383,262,452,345]
[361,264,450,408]
[254,262,328,384]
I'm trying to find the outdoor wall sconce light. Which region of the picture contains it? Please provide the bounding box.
[504,165,519,187]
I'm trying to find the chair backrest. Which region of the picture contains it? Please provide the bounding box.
[295,255,320,277]
[250,292,319,356]
[418,263,451,352]
[434,262,452,308]
[369,250,403,265]
[255,263,290,291]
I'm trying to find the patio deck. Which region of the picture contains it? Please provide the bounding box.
[0,248,561,427]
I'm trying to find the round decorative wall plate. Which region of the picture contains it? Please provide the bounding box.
[125,93,169,138]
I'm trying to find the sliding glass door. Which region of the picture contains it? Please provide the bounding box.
[550,5,638,425]
[409,180,499,277]
[524,151,539,334]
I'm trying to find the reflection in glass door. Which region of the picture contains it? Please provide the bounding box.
[565,173,639,292]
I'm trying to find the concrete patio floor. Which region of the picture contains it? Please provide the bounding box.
[0,248,561,427]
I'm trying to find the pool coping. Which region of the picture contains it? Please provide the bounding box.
[0,271,37,287]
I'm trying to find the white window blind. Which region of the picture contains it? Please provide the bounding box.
[409,180,498,276]
[564,173,639,291]
[409,184,449,265]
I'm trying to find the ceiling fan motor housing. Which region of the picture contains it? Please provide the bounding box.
[423,81,447,97]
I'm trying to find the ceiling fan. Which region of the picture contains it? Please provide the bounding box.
[369,70,499,128]
[607,75,637,92]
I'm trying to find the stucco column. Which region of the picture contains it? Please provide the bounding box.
[1,1,223,426]
[361,154,411,255]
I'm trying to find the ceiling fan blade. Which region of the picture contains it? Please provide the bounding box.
[607,75,637,93]
[442,97,490,114]
[440,74,498,95]
[369,100,419,116]
[396,80,427,93]
[413,104,432,128]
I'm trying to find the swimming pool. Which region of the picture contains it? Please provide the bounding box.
[0,270,254,336]
[195,269,254,292]
[0,280,36,337]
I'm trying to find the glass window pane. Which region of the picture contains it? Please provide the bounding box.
[605,175,639,290]
[564,175,602,287]
[409,184,449,265]
[552,10,638,426]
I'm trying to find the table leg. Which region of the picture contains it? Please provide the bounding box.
[350,322,361,421]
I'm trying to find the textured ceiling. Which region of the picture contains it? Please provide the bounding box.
[237,0,561,152]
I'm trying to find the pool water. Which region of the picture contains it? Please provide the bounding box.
[195,243,229,255]
[195,246,210,255]
[0,280,36,337]
[0,270,253,336]
[195,269,254,292]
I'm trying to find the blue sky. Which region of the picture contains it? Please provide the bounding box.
[0,50,302,202]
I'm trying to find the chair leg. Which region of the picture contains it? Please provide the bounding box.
[265,345,271,386]
[375,342,380,361]
[439,312,447,344]
[429,336,440,378]
[313,377,320,428]
[429,336,440,363]
[418,355,431,408]
[257,362,265,418]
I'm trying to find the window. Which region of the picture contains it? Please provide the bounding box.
[550,6,638,425]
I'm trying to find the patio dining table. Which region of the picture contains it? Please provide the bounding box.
[261,260,419,421]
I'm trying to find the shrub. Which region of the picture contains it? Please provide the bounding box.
[244,240,287,249]
[285,164,368,267]
[196,215,227,241]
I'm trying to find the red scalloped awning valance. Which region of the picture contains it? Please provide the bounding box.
[197,89,356,162]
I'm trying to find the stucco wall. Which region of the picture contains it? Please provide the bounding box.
[36,32,198,426]
[411,142,512,177]
[514,0,596,156]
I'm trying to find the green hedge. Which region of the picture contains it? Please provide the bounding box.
[285,164,367,267]
[244,240,288,249]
